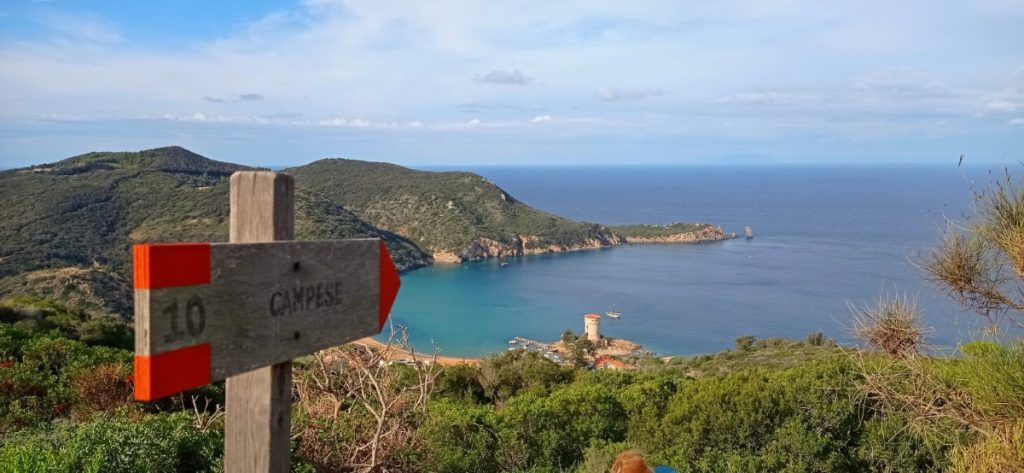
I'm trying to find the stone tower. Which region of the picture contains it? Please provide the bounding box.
[584,313,601,343]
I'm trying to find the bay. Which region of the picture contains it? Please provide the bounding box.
[381,164,1000,357]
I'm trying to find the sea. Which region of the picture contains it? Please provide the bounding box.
[379,164,1004,358]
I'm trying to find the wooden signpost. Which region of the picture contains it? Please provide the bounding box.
[133,171,402,472]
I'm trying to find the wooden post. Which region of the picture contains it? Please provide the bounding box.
[225,172,294,473]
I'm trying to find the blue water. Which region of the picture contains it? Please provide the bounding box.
[381,165,998,357]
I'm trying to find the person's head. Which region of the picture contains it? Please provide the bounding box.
[611,450,653,473]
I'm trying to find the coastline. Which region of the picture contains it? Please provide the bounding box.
[424,224,735,266]
[354,334,650,366]
[353,337,482,366]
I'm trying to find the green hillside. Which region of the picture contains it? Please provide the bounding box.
[286,159,630,260]
[0,147,429,317]
[0,146,725,318]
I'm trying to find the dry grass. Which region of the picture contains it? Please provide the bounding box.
[292,327,441,473]
[949,419,1024,472]
[923,171,1024,328]
[855,354,986,442]
[976,174,1024,276]
[851,294,928,359]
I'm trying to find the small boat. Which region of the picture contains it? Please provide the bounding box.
[745,226,754,239]
[605,305,622,319]
[500,262,509,267]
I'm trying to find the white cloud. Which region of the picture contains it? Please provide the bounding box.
[319,117,387,128]
[1009,118,1024,125]
[988,100,1021,112]
[202,93,265,103]
[1,1,1023,164]
[596,87,666,102]
[474,69,533,85]
[718,92,790,105]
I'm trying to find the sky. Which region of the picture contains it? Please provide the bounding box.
[0,0,1022,167]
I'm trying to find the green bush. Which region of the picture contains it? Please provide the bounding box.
[476,349,574,404]
[0,413,222,473]
[496,383,627,470]
[419,399,500,473]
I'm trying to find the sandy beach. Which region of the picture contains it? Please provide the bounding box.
[353,337,481,366]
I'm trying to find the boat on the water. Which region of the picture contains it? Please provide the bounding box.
[605,305,622,319]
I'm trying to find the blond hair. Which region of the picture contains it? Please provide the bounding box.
[610,449,653,473]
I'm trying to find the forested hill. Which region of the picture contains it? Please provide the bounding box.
[0,146,727,319]
[288,159,627,261]
[0,147,429,317]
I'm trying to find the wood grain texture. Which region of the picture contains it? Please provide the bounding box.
[230,171,294,242]
[226,171,294,473]
[136,239,381,378]
[226,361,292,473]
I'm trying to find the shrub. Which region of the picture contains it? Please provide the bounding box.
[0,412,222,473]
[477,349,574,404]
[734,335,756,351]
[419,399,500,473]
[852,294,925,358]
[70,362,132,415]
[77,317,132,350]
[806,332,826,347]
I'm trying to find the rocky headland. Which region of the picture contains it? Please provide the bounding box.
[435,223,735,263]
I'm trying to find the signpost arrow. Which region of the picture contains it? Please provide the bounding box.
[132,171,402,473]
[133,239,401,400]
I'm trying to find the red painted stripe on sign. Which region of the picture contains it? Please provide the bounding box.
[379,240,401,331]
[133,243,211,289]
[134,343,211,401]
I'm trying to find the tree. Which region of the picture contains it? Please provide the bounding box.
[561,329,594,367]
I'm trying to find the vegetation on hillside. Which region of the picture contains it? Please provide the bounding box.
[2,308,943,472]
[0,147,431,317]
[1,147,719,319]
[8,148,1022,471]
[846,171,1024,472]
[607,223,710,238]
[286,159,629,256]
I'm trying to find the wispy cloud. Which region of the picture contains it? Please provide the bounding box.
[1009,118,1024,126]
[474,69,533,85]
[1,1,1022,165]
[35,10,121,44]
[718,92,791,105]
[988,100,1021,113]
[201,93,266,103]
[596,87,666,102]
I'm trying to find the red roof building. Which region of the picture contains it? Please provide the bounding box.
[593,356,634,371]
